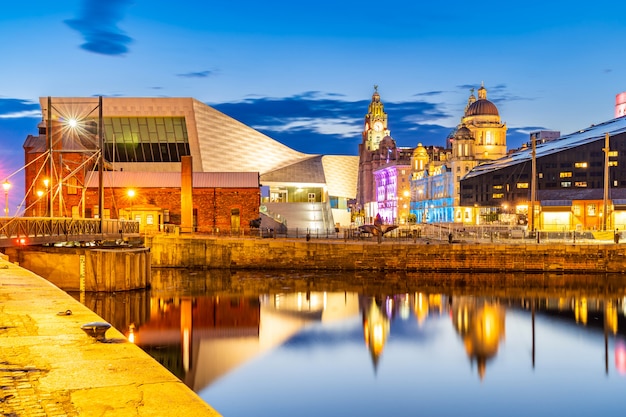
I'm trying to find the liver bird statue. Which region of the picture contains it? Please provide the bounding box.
[358,214,398,243]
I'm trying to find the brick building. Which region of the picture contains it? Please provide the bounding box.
[22,97,358,232]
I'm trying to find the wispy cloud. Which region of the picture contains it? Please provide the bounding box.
[212,92,455,155]
[0,98,40,119]
[211,91,533,155]
[65,0,133,56]
[177,70,216,78]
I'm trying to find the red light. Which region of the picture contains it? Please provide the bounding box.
[16,238,27,245]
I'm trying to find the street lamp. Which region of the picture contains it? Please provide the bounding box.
[3,180,11,217]
[126,189,136,221]
[36,190,44,216]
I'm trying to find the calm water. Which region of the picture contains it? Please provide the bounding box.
[73,269,626,416]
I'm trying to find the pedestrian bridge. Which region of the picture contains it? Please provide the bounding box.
[0,217,140,248]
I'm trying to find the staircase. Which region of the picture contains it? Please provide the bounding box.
[260,202,335,233]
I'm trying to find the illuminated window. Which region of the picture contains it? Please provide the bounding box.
[573,205,581,216]
[538,173,543,179]
[493,185,503,190]
[609,161,618,167]
[492,193,504,199]
[575,181,587,187]
[561,181,572,187]
[609,150,618,157]
[560,172,572,178]
[486,131,492,145]
[517,182,529,189]
[588,204,596,216]
[574,162,588,168]
[103,117,190,163]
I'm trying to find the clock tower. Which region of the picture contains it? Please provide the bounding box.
[363,85,390,151]
[356,86,392,223]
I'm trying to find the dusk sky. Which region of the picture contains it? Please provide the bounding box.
[2,0,626,211]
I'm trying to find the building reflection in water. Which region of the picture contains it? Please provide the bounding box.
[451,297,506,380]
[72,270,626,394]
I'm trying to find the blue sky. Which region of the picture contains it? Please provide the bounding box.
[2,0,626,211]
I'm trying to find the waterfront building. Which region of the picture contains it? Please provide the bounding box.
[355,87,416,225]
[372,142,412,224]
[409,144,454,224]
[356,86,393,224]
[459,116,626,231]
[409,83,507,224]
[23,97,358,233]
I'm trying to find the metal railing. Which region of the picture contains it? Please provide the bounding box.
[190,223,623,245]
[0,217,140,247]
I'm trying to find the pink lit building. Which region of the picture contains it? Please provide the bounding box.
[616,92,626,118]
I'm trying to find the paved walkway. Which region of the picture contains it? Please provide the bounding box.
[0,254,221,417]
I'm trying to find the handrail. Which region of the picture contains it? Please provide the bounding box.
[0,217,140,247]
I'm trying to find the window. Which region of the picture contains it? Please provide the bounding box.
[561,181,572,187]
[560,172,572,178]
[574,162,588,168]
[609,161,618,167]
[609,151,618,157]
[492,193,504,199]
[103,117,190,163]
[575,182,587,187]
[517,182,529,189]
[493,185,503,190]
[486,131,492,145]
[588,204,596,216]
[573,205,581,216]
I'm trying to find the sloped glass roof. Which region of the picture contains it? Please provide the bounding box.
[464,116,626,179]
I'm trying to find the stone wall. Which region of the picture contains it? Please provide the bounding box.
[146,235,626,273]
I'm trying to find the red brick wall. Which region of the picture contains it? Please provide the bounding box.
[81,186,260,233]
[24,148,260,233]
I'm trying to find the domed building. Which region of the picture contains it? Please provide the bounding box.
[410,83,508,225]
[460,83,508,162]
[449,84,507,224]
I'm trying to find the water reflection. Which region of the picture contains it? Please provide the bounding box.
[71,270,626,416]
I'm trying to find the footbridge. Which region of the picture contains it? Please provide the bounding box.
[0,217,140,248]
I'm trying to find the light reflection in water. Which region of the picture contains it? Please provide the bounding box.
[71,270,626,416]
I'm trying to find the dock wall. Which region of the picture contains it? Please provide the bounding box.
[146,235,626,273]
[4,246,151,291]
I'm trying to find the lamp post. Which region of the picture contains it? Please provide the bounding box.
[126,189,136,221]
[3,180,11,217]
[43,178,50,217]
[36,190,44,216]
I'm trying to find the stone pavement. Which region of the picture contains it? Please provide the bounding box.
[0,254,221,417]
